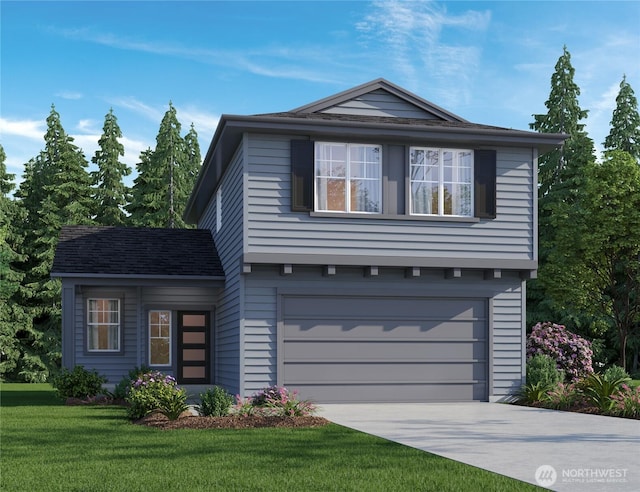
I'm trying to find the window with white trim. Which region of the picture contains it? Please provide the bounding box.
[87,299,120,352]
[315,142,382,213]
[149,310,171,366]
[410,147,473,216]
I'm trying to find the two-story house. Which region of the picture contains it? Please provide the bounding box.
[52,79,566,402]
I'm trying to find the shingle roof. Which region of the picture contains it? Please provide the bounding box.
[52,226,224,278]
[254,111,519,132]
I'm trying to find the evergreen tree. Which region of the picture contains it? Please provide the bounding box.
[128,103,196,228]
[527,46,596,335]
[0,145,34,380]
[92,109,131,225]
[544,151,640,370]
[604,75,640,161]
[13,105,94,381]
[127,148,163,226]
[183,123,202,210]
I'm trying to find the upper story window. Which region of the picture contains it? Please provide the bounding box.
[410,147,473,217]
[315,142,381,213]
[87,299,120,352]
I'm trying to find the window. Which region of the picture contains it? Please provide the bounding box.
[410,147,473,216]
[149,310,171,366]
[315,142,381,213]
[87,299,120,352]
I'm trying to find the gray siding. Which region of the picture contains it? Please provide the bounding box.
[198,140,245,395]
[321,89,439,119]
[242,265,525,400]
[73,287,139,383]
[245,134,534,263]
[70,285,217,384]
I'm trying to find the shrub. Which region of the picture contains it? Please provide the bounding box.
[197,386,234,416]
[526,354,564,387]
[125,371,185,420]
[112,365,152,400]
[603,365,630,383]
[527,322,594,381]
[544,382,581,410]
[156,386,188,420]
[51,365,107,399]
[234,385,317,417]
[580,373,629,412]
[515,381,551,405]
[609,384,640,418]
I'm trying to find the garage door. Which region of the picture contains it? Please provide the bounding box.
[280,295,488,403]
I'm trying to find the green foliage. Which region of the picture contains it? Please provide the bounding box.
[515,382,551,405]
[197,386,234,416]
[526,354,564,386]
[91,108,131,226]
[580,373,630,412]
[112,365,152,399]
[125,371,184,420]
[234,385,318,417]
[128,103,199,228]
[603,365,631,383]
[609,384,640,418]
[604,75,640,161]
[542,151,640,370]
[544,382,581,410]
[156,386,188,420]
[51,365,107,399]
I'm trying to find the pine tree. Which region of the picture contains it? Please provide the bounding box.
[527,46,596,334]
[92,109,131,225]
[604,75,640,161]
[128,148,163,226]
[530,46,595,198]
[182,123,202,218]
[0,145,34,380]
[13,105,94,381]
[128,103,195,228]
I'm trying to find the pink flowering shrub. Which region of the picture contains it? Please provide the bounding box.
[609,384,640,419]
[125,371,187,420]
[234,385,317,417]
[527,322,594,381]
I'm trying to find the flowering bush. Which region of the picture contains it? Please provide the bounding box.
[125,371,187,420]
[527,322,594,381]
[234,385,317,417]
[544,382,582,410]
[609,384,640,419]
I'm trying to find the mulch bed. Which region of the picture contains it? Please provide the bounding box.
[136,412,331,430]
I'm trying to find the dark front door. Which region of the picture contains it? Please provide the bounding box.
[177,311,210,384]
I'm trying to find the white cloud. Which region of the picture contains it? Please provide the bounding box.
[56,90,83,100]
[177,107,219,138]
[354,0,491,105]
[0,117,45,140]
[109,96,165,122]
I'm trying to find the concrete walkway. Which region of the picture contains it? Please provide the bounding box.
[319,403,640,491]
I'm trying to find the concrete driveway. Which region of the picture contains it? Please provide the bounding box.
[319,403,640,491]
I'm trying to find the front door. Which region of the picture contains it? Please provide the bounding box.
[177,311,210,384]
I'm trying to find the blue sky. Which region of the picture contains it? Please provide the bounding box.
[1,1,639,186]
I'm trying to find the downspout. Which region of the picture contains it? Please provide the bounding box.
[137,286,142,367]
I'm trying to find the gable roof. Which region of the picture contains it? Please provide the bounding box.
[184,78,568,223]
[288,78,468,122]
[51,226,224,279]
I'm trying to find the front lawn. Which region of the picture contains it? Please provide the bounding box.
[0,384,540,491]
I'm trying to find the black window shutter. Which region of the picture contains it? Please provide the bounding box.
[291,140,314,212]
[474,149,497,219]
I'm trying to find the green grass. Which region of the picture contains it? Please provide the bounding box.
[0,384,540,492]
